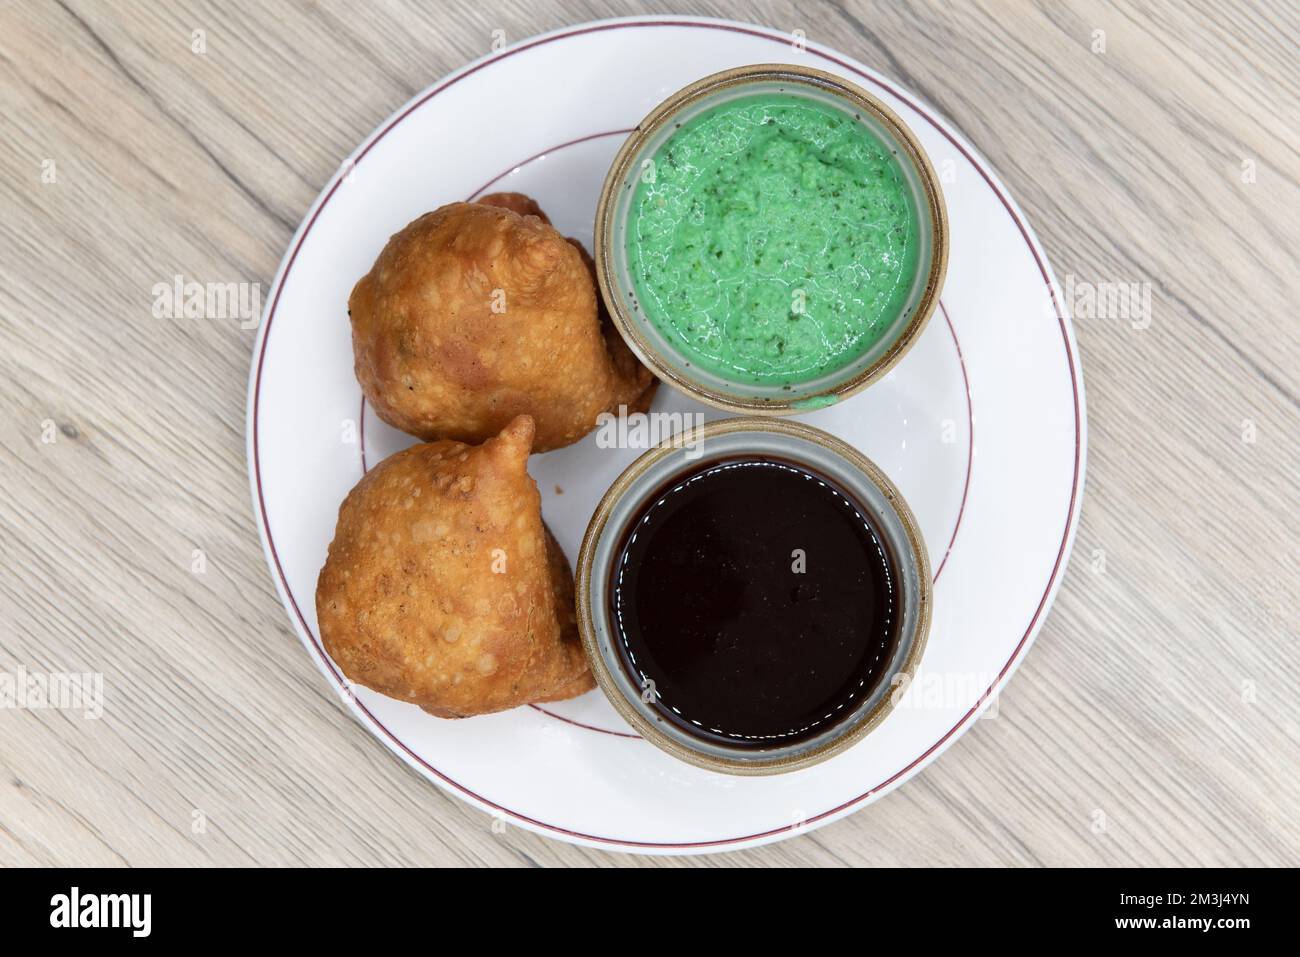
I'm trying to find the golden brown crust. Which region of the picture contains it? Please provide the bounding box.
[569,238,659,414]
[315,415,592,717]
[476,191,551,224]
[349,195,656,452]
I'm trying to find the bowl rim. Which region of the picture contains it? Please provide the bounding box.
[594,62,950,414]
[575,416,933,775]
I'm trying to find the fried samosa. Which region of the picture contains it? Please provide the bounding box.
[315,415,592,717]
[348,193,655,453]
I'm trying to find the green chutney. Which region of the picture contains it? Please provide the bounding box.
[626,93,921,386]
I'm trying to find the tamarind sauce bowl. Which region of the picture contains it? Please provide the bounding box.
[576,417,931,775]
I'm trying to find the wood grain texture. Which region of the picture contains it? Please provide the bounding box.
[0,0,1295,867]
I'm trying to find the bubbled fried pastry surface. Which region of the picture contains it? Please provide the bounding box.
[315,415,592,717]
[349,196,655,452]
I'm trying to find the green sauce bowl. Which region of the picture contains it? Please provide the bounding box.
[596,64,949,414]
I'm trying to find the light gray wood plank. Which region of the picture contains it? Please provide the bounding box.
[0,0,1295,866]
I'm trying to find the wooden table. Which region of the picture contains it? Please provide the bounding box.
[1,0,1295,867]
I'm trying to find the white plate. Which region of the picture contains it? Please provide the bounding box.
[247,16,1086,854]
